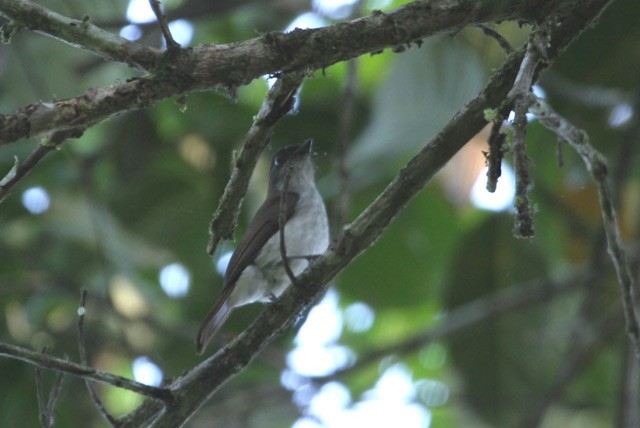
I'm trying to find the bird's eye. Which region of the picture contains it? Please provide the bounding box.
[274,156,282,166]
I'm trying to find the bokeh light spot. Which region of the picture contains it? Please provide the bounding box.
[120,24,142,41]
[216,251,232,276]
[159,263,190,298]
[608,103,633,128]
[470,164,515,211]
[132,356,163,386]
[344,301,375,333]
[168,20,194,46]
[22,186,50,214]
[126,0,155,23]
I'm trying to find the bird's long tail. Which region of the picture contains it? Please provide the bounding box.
[195,300,232,354]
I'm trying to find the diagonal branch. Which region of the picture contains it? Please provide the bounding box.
[476,24,514,53]
[529,96,640,359]
[0,341,172,402]
[123,49,526,427]
[0,128,84,202]
[120,3,614,426]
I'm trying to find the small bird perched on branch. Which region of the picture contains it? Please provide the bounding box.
[196,139,329,354]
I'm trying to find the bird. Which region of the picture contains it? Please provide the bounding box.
[196,139,329,354]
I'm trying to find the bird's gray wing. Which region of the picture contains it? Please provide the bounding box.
[223,191,299,288]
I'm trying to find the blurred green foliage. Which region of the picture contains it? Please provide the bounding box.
[1,0,639,427]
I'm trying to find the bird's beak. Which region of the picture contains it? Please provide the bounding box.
[300,138,313,155]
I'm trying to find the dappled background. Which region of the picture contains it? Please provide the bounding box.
[1,0,640,427]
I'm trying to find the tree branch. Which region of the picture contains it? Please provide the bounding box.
[0,128,84,202]
[96,0,262,30]
[77,289,119,426]
[0,0,162,70]
[0,341,172,402]
[476,24,514,53]
[35,347,65,428]
[529,95,640,359]
[0,0,588,147]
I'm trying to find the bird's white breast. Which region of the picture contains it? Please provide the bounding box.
[227,187,329,307]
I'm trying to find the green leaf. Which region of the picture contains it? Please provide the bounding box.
[347,37,486,185]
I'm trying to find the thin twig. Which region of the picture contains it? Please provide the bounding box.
[0,128,84,203]
[529,95,640,360]
[207,73,305,255]
[34,347,65,428]
[95,0,257,30]
[476,24,513,53]
[552,84,640,409]
[148,0,180,50]
[46,369,64,427]
[77,288,120,426]
[333,58,358,228]
[546,83,640,428]
[35,355,49,428]
[279,167,299,287]
[507,37,544,238]
[618,344,640,428]
[485,118,506,193]
[331,0,361,228]
[0,341,172,402]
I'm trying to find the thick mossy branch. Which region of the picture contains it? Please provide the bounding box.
[0,0,590,146]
